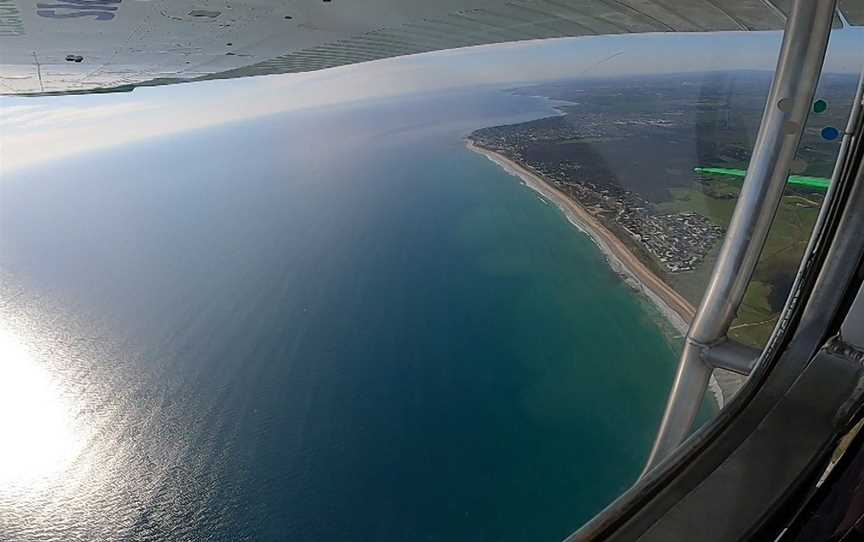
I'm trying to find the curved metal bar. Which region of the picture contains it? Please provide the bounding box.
[644,0,837,473]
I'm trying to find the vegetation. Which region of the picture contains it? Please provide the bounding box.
[659,175,821,346]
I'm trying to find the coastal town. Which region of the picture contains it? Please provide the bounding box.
[466,72,850,402]
[469,123,724,274]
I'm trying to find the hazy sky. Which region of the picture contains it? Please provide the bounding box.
[1,29,861,173]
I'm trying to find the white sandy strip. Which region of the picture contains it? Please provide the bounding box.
[466,140,726,409]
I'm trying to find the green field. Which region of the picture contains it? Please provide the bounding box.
[657,175,821,347]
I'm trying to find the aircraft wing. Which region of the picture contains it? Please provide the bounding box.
[1,0,861,96]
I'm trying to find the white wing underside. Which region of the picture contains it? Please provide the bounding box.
[0,0,861,96]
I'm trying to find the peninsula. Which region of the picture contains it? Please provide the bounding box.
[465,73,852,404]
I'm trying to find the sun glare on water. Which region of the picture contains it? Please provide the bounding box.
[0,326,84,489]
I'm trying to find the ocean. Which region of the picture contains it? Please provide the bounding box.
[0,88,679,541]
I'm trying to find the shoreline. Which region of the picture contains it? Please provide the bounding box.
[466,139,730,408]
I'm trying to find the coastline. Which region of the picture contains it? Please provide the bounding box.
[466,139,731,408]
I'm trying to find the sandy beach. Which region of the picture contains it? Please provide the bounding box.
[466,140,736,408]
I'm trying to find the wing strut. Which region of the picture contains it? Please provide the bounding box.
[643,0,838,473]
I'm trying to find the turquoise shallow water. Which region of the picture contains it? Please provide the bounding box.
[0,89,678,541]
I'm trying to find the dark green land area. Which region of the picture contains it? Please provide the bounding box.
[472,71,857,347]
[658,176,821,346]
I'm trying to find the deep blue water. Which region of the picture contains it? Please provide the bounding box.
[0,89,677,541]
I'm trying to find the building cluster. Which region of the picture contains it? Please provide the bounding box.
[617,209,723,272]
[470,125,723,274]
